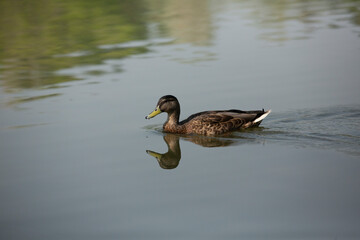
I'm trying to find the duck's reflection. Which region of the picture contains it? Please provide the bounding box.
[146,134,181,169]
[146,133,239,169]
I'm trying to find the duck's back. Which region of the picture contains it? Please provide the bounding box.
[181,110,269,135]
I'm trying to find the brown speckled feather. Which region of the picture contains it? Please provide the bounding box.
[180,111,258,135]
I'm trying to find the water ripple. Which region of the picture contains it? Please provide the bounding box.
[265,105,360,156]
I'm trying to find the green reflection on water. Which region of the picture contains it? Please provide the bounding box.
[0,0,359,92]
[236,0,360,42]
[6,93,62,105]
[0,0,148,90]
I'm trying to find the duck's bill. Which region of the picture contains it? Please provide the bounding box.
[145,106,161,119]
[146,150,161,160]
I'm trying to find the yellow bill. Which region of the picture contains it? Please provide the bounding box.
[146,150,162,160]
[145,106,162,119]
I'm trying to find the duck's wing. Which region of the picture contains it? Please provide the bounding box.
[182,110,263,124]
[181,110,269,135]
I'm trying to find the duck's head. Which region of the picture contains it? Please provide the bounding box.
[145,95,180,119]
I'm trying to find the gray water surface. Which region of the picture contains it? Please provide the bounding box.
[1,0,360,239]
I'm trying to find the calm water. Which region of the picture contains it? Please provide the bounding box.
[1,0,360,239]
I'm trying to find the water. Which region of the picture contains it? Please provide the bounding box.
[1,0,360,239]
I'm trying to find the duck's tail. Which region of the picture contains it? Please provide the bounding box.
[253,109,271,124]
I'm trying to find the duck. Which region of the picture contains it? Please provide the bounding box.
[145,95,271,136]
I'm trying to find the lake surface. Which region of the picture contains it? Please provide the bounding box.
[1,0,360,239]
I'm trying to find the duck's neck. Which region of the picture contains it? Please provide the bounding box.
[163,111,186,133]
[165,135,181,158]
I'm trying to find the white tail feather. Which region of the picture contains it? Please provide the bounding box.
[253,109,271,123]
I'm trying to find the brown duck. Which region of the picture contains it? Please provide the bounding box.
[145,95,271,136]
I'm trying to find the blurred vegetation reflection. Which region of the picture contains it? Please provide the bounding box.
[0,0,359,91]
[0,0,148,90]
